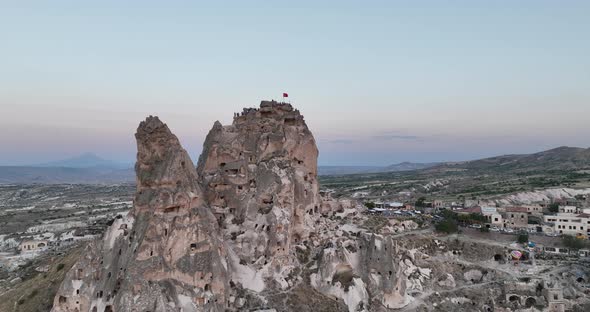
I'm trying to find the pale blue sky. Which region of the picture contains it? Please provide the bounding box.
[1,1,589,166]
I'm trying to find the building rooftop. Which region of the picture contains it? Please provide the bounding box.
[506,207,528,213]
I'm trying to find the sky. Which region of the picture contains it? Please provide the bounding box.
[0,1,589,166]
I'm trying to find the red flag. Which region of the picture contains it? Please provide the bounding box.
[283,93,288,98]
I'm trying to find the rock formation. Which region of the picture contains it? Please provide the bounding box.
[50,101,456,312]
[196,101,320,288]
[52,117,231,312]
[311,223,433,311]
[51,102,327,311]
[38,101,590,312]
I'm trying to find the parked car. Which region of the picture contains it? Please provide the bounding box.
[504,228,515,234]
[470,224,482,229]
[490,227,500,232]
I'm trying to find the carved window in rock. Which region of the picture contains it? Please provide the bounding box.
[157,190,173,208]
[174,193,189,209]
[190,243,197,252]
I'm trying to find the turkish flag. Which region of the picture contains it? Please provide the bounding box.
[283,93,288,98]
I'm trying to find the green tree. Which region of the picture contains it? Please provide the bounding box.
[548,203,559,213]
[364,202,375,209]
[440,209,458,221]
[562,235,587,250]
[415,196,426,207]
[435,220,458,234]
[517,231,529,244]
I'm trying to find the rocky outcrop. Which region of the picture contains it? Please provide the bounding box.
[52,117,231,312]
[52,102,447,312]
[311,230,433,312]
[196,101,320,288]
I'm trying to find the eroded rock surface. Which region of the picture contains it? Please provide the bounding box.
[52,117,231,312]
[48,102,588,312]
[196,101,320,288]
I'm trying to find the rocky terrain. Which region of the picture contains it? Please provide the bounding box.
[1,101,589,312]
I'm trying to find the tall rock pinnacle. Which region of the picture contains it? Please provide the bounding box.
[52,101,327,312]
[52,116,230,312]
[196,101,320,286]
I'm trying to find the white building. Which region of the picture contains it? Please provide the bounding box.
[524,204,544,217]
[544,213,590,238]
[20,240,48,252]
[559,205,578,214]
[490,213,503,227]
[387,202,404,209]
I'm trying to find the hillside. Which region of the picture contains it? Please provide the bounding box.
[318,162,438,176]
[432,146,590,173]
[0,166,134,184]
[38,153,130,169]
[320,146,590,200]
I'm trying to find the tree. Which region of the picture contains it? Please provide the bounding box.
[435,220,458,234]
[517,231,529,244]
[364,202,375,209]
[415,196,426,207]
[548,203,559,213]
[440,209,458,221]
[562,235,587,250]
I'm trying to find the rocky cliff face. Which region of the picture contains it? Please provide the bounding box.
[51,102,443,312]
[40,102,590,312]
[196,101,320,288]
[311,229,433,312]
[52,117,231,312]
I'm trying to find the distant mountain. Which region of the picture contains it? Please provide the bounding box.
[3,147,587,183]
[430,146,590,173]
[318,162,439,176]
[318,166,384,176]
[383,161,439,172]
[38,153,131,169]
[0,153,134,184]
[0,166,134,184]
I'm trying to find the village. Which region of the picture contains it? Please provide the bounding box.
[361,193,590,260]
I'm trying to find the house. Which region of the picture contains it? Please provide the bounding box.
[503,207,528,229]
[433,200,444,209]
[544,212,589,238]
[403,203,414,211]
[456,206,482,216]
[490,213,503,227]
[559,205,578,214]
[20,240,48,252]
[387,202,404,209]
[524,204,544,217]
